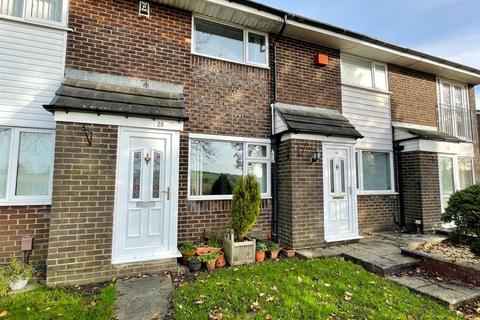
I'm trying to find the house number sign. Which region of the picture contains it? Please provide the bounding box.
[139,1,150,18]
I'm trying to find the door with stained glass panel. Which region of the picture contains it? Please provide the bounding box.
[324,144,357,241]
[113,129,177,264]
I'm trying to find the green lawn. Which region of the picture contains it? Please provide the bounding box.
[175,258,461,320]
[0,284,115,320]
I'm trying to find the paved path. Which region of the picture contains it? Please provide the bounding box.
[388,275,480,307]
[297,232,446,275]
[115,275,173,320]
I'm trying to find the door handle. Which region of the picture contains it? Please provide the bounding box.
[162,187,170,200]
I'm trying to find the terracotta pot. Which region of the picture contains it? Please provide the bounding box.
[189,260,202,272]
[181,251,196,265]
[280,248,296,258]
[269,250,279,260]
[216,253,226,268]
[256,251,266,262]
[206,260,216,272]
[197,247,211,256]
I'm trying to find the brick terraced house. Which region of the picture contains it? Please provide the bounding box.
[0,0,479,285]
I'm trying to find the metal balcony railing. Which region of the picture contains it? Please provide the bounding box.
[437,104,477,142]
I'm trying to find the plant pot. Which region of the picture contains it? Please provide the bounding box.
[181,251,196,266]
[209,247,222,253]
[215,253,226,268]
[197,247,212,256]
[269,250,279,260]
[205,261,216,272]
[189,260,202,272]
[280,248,296,258]
[8,277,29,291]
[255,251,266,262]
[224,232,256,266]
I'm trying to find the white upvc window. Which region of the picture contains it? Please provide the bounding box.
[0,0,68,26]
[355,150,395,194]
[439,154,475,210]
[0,127,55,205]
[192,16,269,67]
[188,134,271,200]
[437,78,473,141]
[341,54,388,91]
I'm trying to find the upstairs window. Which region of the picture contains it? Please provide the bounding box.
[193,17,268,67]
[437,79,474,141]
[0,0,66,25]
[341,55,388,90]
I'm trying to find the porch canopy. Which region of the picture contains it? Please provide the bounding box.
[274,103,363,139]
[394,125,463,143]
[44,78,188,121]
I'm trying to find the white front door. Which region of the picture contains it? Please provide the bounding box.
[324,144,358,241]
[113,128,180,264]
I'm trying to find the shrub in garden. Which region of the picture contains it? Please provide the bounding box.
[442,183,480,256]
[231,173,261,241]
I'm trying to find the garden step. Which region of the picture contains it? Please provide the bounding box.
[387,275,480,307]
[342,252,420,276]
[115,275,173,320]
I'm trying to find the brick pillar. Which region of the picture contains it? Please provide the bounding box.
[277,139,324,249]
[400,151,441,232]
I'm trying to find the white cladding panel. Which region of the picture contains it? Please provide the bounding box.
[0,19,66,129]
[341,85,392,150]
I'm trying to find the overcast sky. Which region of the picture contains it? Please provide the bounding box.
[257,0,480,108]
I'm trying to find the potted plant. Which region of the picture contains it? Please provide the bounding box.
[196,242,212,256]
[256,241,268,262]
[199,252,219,272]
[4,258,34,291]
[267,241,280,260]
[215,251,226,268]
[179,242,197,266]
[207,238,223,253]
[188,255,202,272]
[224,174,261,266]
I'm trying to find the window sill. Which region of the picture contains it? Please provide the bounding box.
[0,199,52,207]
[357,191,398,196]
[191,52,270,70]
[341,82,392,95]
[0,14,71,31]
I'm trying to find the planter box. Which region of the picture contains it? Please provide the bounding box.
[224,231,256,266]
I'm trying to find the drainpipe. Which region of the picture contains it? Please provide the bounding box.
[392,127,406,230]
[270,15,287,243]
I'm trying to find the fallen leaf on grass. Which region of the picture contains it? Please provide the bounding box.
[250,300,261,312]
[0,311,8,318]
[151,311,160,319]
[324,283,331,287]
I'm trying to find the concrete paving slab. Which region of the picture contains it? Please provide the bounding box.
[388,275,480,307]
[115,275,173,320]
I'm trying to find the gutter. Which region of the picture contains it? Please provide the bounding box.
[228,0,480,78]
[270,14,287,243]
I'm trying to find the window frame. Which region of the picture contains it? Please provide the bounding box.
[188,133,271,201]
[438,154,475,211]
[191,15,269,68]
[340,54,389,92]
[0,0,69,27]
[355,149,396,194]
[436,78,472,141]
[0,126,55,205]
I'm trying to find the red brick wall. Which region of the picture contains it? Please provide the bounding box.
[389,64,438,127]
[275,37,341,110]
[0,206,50,265]
[66,0,191,85]
[357,195,397,232]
